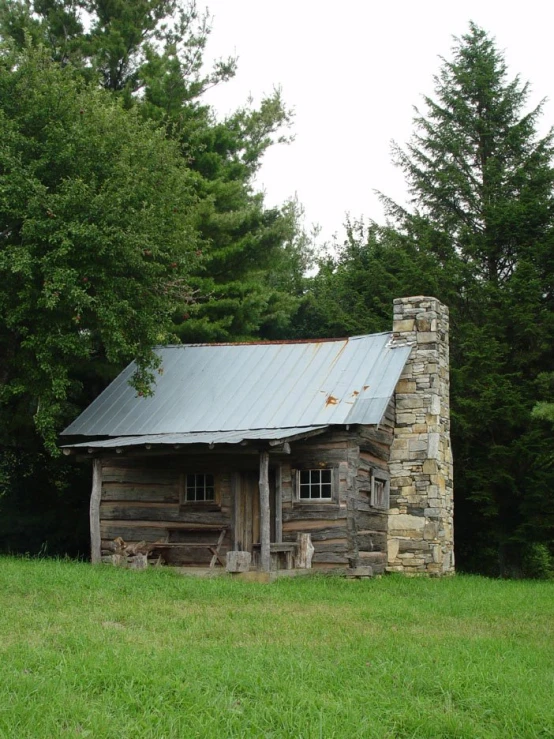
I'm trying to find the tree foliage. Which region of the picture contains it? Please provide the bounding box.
[0,0,236,96]
[0,0,306,347]
[0,45,199,449]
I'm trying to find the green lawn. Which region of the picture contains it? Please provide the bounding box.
[0,558,553,738]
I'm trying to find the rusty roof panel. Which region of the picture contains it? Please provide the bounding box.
[61,333,411,437]
[63,426,329,449]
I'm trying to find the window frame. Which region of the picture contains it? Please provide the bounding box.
[370,470,390,510]
[294,465,339,504]
[179,472,219,506]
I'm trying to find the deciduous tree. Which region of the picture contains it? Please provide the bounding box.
[0,45,199,449]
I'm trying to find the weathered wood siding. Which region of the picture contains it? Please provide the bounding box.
[99,455,234,565]
[281,431,350,568]
[280,413,394,572]
[350,400,395,573]
[96,414,395,572]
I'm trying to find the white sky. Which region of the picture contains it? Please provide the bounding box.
[202,0,554,246]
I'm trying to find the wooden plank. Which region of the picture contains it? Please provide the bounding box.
[357,532,387,551]
[283,507,347,521]
[100,520,226,541]
[90,459,102,564]
[105,520,224,529]
[312,552,349,564]
[354,512,388,532]
[210,528,228,568]
[101,500,180,509]
[245,473,253,551]
[275,464,283,543]
[230,471,239,550]
[358,426,394,445]
[102,484,179,503]
[101,525,170,542]
[294,527,349,542]
[259,451,270,572]
[100,503,227,525]
[314,541,348,553]
[358,447,389,465]
[283,519,347,532]
[102,468,178,485]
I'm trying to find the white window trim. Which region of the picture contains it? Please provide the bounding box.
[295,467,337,502]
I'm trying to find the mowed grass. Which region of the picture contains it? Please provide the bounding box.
[0,559,553,739]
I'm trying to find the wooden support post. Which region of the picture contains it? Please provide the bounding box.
[90,458,102,564]
[231,471,239,551]
[259,450,271,572]
[275,464,283,544]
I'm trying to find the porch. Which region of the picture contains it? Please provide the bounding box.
[67,427,329,574]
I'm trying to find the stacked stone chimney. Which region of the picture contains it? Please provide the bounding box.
[387,296,454,575]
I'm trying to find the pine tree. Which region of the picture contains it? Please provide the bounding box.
[385,23,554,574]
[297,24,554,573]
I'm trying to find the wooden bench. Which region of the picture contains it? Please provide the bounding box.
[152,526,228,568]
[252,542,298,570]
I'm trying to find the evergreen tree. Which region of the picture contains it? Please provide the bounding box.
[386,23,554,574]
[299,24,554,574]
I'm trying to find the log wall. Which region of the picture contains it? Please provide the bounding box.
[96,419,395,572]
[99,455,234,565]
[281,420,394,573]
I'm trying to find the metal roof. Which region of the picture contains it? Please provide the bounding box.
[61,333,411,438]
[63,427,329,449]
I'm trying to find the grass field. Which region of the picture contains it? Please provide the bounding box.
[0,558,553,738]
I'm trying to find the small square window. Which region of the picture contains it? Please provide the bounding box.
[298,468,333,500]
[185,473,215,502]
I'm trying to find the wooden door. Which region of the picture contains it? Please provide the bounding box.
[235,470,275,553]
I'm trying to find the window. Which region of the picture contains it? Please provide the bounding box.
[184,473,215,502]
[298,468,333,500]
[371,472,390,510]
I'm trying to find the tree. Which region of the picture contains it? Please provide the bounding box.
[384,24,554,573]
[0,0,307,344]
[0,3,309,557]
[0,44,199,450]
[297,24,554,574]
[0,0,236,97]
[292,219,446,339]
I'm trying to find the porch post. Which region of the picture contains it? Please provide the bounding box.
[90,458,102,564]
[275,464,283,544]
[259,450,271,572]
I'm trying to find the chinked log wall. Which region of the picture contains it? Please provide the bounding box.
[97,416,395,571]
[99,456,233,565]
[281,415,394,573]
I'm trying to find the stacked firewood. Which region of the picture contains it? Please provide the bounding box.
[105,537,165,569]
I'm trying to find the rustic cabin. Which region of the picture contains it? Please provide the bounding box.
[61,296,454,576]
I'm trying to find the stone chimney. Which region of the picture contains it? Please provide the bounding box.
[387,296,454,575]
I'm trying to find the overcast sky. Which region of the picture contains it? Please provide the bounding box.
[202,0,554,246]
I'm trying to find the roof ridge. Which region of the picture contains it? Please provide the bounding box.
[160,331,392,349]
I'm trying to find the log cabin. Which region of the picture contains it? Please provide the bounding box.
[61,296,454,576]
